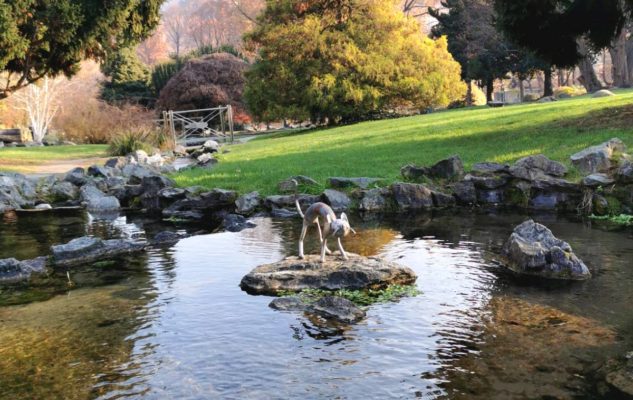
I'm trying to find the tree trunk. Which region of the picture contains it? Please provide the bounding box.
[626,36,633,84]
[543,68,553,97]
[603,50,609,85]
[519,78,525,102]
[485,78,494,102]
[466,80,473,106]
[610,28,630,87]
[577,40,602,92]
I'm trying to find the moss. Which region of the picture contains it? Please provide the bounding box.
[278,284,421,306]
[504,186,530,208]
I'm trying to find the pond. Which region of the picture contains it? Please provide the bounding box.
[0,209,632,399]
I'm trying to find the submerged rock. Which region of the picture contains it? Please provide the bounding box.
[0,257,48,283]
[597,351,633,398]
[151,231,188,246]
[501,220,591,280]
[311,296,366,324]
[240,253,417,295]
[222,214,256,232]
[268,295,365,324]
[51,236,146,267]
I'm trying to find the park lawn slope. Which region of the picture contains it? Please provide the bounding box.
[0,145,108,174]
[174,90,633,195]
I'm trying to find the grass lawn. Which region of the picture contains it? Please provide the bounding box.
[0,144,108,174]
[173,89,633,195]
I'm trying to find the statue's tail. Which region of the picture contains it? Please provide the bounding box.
[292,179,304,218]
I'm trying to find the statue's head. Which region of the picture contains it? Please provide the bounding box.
[331,213,355,238]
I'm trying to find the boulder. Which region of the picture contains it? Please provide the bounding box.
[0,257,47,284]
[163,188,238,219]
[0,174,33,211]
[35,203,53,210]
[431,190,456,208]
[391,183,434,210]
[203,140,220,153]
[121,164,156,184]
[151,231,188,246]
[270,208,298,218]
[64,167,88,186]
[509,155,567,180]
[468,174,510,189]
[582,173,615,188]
[616,162,633,184]
[570,138,626,175]
[501,220,591,280]
[328,177,382,189]
[235,191,261,215]
[401,155,465,182]
[51,236,146,267]
[311,296,366,324]
[358,188,389,212]
[104,157,127,169]
[240,253,417,295]
[321,189,351,212]
[139,175,175,212]
[592,89,615,98]
[592,194,610,215]
[132,150,149,164]
[451,181,477,205]
[87,165,113,179]
[80,185,120,211]
[222,213,257,232]
[197,153,217,166]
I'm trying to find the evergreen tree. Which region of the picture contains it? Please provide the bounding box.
[0,0,163,99]
[101,47,153,106]
[244,0,465,124]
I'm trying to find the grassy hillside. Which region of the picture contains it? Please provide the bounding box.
[175,90,633,195]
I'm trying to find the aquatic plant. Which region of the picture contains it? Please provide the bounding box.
[590,214,633,226]
[279,284,421,306]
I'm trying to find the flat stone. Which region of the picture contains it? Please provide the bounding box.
[501,220,590,280]
[222,214,256,232]
[582,173,615,187]
[328,177,382,189]
[269,296,307,311]
[151,231,187,246]
[51,236,146,267]
[240,253,417,295]
[468,174,509,189]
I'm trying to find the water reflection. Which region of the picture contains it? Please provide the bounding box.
[0,209,631,398]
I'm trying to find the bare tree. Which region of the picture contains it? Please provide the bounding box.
[163,6,189,58]
[13,77,61,143]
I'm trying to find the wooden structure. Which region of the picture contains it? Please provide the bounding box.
[162,105,234,146]
[0,128,31,144]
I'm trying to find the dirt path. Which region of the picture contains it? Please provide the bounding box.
[0,157,109,176]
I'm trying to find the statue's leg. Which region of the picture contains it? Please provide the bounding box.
[298,224,308,259]
[337,237,348,260]
[320,238,328,263]
[316,220,332,254]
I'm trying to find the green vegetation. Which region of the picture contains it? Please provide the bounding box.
[0,0,163,99]
[173,90,633,195]
[590,214,633,226]
[0,145,107,173]
[101,47,153,105]
[244,0,464,124]
[279,285,421,306]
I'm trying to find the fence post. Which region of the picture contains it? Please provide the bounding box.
[168,110,177,145]
[219,106,226,139]
[227,105,234,143]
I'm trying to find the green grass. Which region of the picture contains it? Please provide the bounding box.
[179,89,631,195]
[0,145,108,173]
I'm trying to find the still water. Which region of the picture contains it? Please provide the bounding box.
[0,209,631,399]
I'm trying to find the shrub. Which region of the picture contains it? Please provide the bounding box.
[108,126,174,156]
[108,129,155,156]
[554,86,587,99]
[449,85,487,108]
[151,61,182,96]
